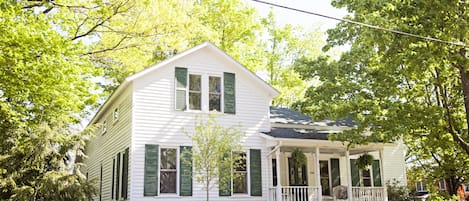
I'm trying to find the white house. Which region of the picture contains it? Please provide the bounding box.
[84,42,407,201]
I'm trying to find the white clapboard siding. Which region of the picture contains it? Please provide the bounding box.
[382,142,407,186]
[84,86,133,201]
[129,47,272,201]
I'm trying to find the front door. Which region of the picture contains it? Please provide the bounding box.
[288,158,307,186]
[320,160,331,196]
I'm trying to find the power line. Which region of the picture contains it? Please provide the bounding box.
[251,0,468,48]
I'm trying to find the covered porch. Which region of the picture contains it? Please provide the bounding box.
[265,138,388,201]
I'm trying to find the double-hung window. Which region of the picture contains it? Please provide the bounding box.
[233,152,247,194]
[144,145,193,197]
[219,149,261,197]
[350,159,382,187]
[160,148,177,194]
[188,74,201,110]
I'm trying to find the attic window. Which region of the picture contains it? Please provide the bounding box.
[113,108,119,122]
[102,120,107,135]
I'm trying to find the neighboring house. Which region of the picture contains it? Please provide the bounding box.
[84,42,407,201]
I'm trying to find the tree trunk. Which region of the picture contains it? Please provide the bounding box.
[455,61,469,155]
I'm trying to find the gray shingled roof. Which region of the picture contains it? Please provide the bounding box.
[262,128,329,140]
[270,106,356,127]
[266,107,356,140]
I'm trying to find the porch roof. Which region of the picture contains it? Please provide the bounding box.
[270,106,356,127]
[262,128,329,140]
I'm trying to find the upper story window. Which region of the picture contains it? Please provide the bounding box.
[102,120,107,135]
[209,76,221,111]
[113,108,119,122]
[174,67,236,114]
[189,74,201,110]
[416,181,427,192]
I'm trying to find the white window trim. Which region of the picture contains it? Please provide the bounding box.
[101,120,107,135]
[113,107,119,123]
[439,180,446,191]
[416,181,426,192]
[159,147,180,195]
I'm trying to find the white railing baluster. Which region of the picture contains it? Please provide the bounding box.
[351,187,386,201]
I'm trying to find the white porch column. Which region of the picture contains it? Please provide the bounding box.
[276,148,282,201]
[379,149,388,201]
[345,150,353,201]
[315,147,322,201]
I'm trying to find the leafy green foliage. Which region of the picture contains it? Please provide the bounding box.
[0,1,101,199]
[184,115,244,201]
[261,10,329,107]
[386,179,411,201]
[295,0,468,196]
[0,122,97,200]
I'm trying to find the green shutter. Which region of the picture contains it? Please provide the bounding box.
[122,148,129,199]
[250,149,262,196]
[111,159,115,199]
[180,146,193,196]
[116,152,121,199]
[350,159,360,187]
[223,72,236,114]
[219,152,232,196]
[99,164,103,201]
[372,160,382,186]
[175,67,187,110]
[144,144,159,196]
[331,158,341,187]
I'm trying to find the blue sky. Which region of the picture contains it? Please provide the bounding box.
[248,0,348,30]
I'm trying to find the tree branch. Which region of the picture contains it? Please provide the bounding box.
[71,0,132,41]
[81,36,130,55]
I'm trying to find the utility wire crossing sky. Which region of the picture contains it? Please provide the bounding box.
[251,0,468,48]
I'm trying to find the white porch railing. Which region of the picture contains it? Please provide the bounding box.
[269,186,386,201]
[352,187,386,201]
[269,186,320,201]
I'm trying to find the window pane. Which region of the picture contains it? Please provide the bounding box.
[160,172,177,193]
[209,94,221,111]
[363,178,372,187]
[272,159,277,186]
[321,178,331,195]
[233,173,247,193]
[189,74,201,91]
[362,169,370,177]
[189,92,201,110]
[209,76,221,93]
[234,152,246,171]
[320,161,329,176]
[160,149,176,170]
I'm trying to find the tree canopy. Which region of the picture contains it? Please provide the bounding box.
[0,0,330,199]
[295,0,468,195]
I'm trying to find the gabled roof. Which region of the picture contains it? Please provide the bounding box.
[126,42,278,96]
[89,42,279,125]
